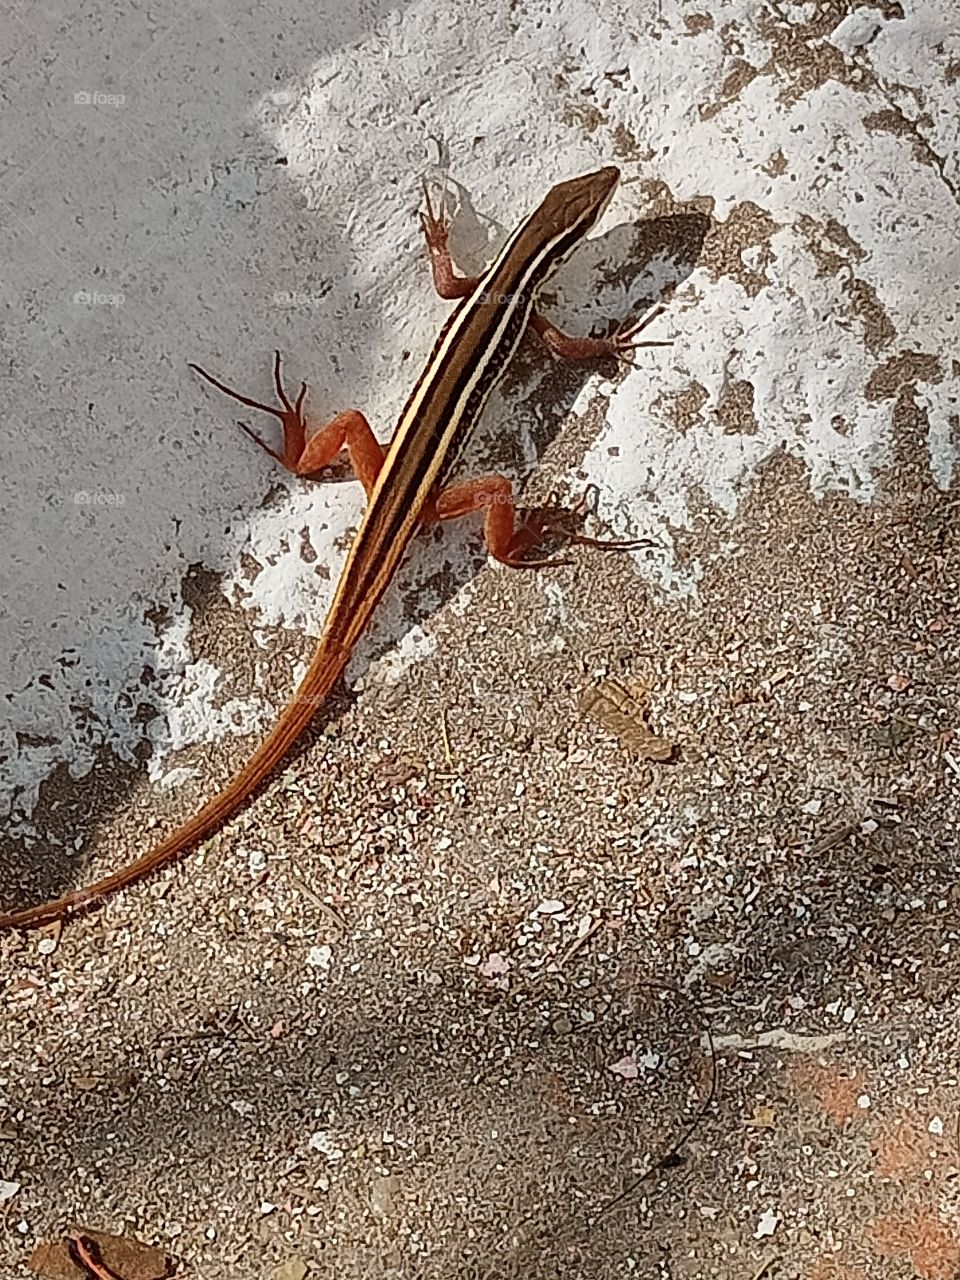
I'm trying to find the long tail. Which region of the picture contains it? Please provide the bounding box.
[0,636,349,932]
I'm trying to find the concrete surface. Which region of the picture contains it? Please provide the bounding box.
[1,0,958,1277]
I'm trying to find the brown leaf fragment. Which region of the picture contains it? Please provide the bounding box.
[67,1236,120,1280]
[271,1259,310,1280]
[746,1104,777,1129]
[729,683,756,707]
[578,680,675,761]
[704,969,736,991]
[29,1227,172,1280]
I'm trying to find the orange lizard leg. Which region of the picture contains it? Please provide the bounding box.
[419,177,482,300]
[189,351,385,495]
[423,476,652,569]
[419,183,671,363]
[530,298,671,365]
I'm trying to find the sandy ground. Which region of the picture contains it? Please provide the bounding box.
[3,436,959,1280]
[2,0,960,1278]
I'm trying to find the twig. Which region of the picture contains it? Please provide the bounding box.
[750,1256,778,1280]
[439,707,453,765]
[487,973,717,1265]
[510,914,606,1000]
[289,869,348,931]
[809,821,858,858]
[557,915,604,970]
[710,1028,843,1054]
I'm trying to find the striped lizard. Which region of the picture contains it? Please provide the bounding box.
[0,164,668,932]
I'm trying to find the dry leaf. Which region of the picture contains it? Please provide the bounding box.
[29,1227,172,1280]
[271,1258,310,1280]
[370,1174,399,1219]
[746,1104,777,1129]
[8,977,43,999]
[578,680,674,762]
[704,969,736,992]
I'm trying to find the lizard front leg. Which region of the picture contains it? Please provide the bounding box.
[189,351,385,495]
[419,177,482,299]
[420,180,670,361]
[529,298,671,364]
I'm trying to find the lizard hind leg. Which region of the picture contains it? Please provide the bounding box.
[530,298,672,367]
[539,483,654,553]
[427,476,653,568]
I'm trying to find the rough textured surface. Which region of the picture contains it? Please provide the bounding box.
[1,0,959,1277]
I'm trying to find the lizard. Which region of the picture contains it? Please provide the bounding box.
[0,164,668,932]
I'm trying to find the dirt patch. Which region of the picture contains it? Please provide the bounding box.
[2,417,958,1278]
